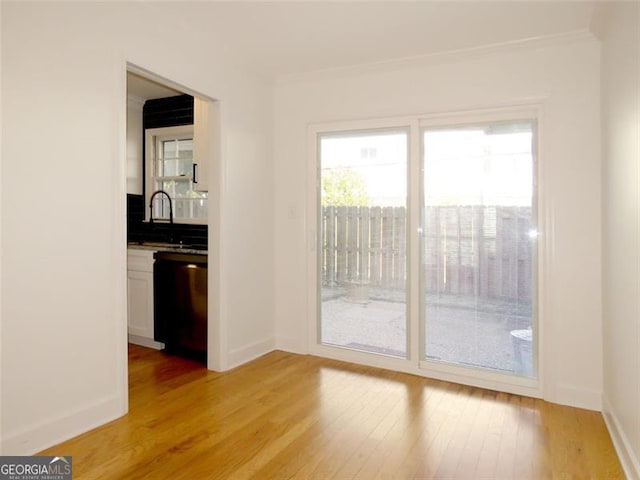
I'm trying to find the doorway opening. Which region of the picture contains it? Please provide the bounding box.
[124,65,219,394]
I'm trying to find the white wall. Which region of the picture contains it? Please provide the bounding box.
[274,35,603,410]
[597,2,640,477]
[1,2,274,454]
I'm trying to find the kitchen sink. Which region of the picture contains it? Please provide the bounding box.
[140,241,188,248]
[131,241,207,251]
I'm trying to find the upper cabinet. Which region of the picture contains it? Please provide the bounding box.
[126,96,144,195]
[193,97,213,193]
[193,97,209,193]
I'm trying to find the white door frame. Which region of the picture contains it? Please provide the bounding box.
[121,61,225,383]
[306,103,545,398]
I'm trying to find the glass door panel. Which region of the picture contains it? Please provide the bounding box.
[422,121,536,377]
[319,130,408,358]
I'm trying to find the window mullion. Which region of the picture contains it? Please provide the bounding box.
[408,119,422,363]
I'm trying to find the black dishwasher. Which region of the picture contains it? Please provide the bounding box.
[154,252,207,364]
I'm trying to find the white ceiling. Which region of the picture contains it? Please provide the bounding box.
[127,72,183,100]
[128,1,597,97]
[150,1,596,78]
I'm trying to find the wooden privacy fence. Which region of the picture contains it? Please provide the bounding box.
[322,206,407,291]
[321,205,533,302]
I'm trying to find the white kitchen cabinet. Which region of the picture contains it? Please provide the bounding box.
[126,95,144,195]
[127,249,163,349]
[193,97,219,193]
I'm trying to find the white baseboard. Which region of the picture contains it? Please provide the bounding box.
[551,384,602,411]
[227,337,275,370]
[128,334,164,350]
[275,335,306,354]
[2,394,125,455]
[603,395,640,480]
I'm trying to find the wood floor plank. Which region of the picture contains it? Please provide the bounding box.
[452,387,496,478]
[474,390,510,478]
[351,378,443,479]
[39,345,625,479]
[387,380,451,478]
[579,409,626,479]
[493,393,521,480]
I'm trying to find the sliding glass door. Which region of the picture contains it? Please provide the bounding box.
[313,111,538,388]
[421,121,536,377]
[318,130,408,358]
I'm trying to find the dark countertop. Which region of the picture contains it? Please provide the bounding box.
[127,242,208,256]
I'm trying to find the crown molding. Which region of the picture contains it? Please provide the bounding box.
[277,29,597,86]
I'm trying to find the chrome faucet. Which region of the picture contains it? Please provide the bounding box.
[149,190,173,224]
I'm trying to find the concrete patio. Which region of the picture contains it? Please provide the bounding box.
[321,290,533,376]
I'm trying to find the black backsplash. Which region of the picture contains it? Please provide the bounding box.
[127,194,208,248]
[143,94,194,130]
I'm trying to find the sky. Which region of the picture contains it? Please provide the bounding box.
[320,123,534,207]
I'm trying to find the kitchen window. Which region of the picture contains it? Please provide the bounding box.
[145,125,208,224]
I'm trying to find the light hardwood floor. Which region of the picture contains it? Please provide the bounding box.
[41,344,624,479]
